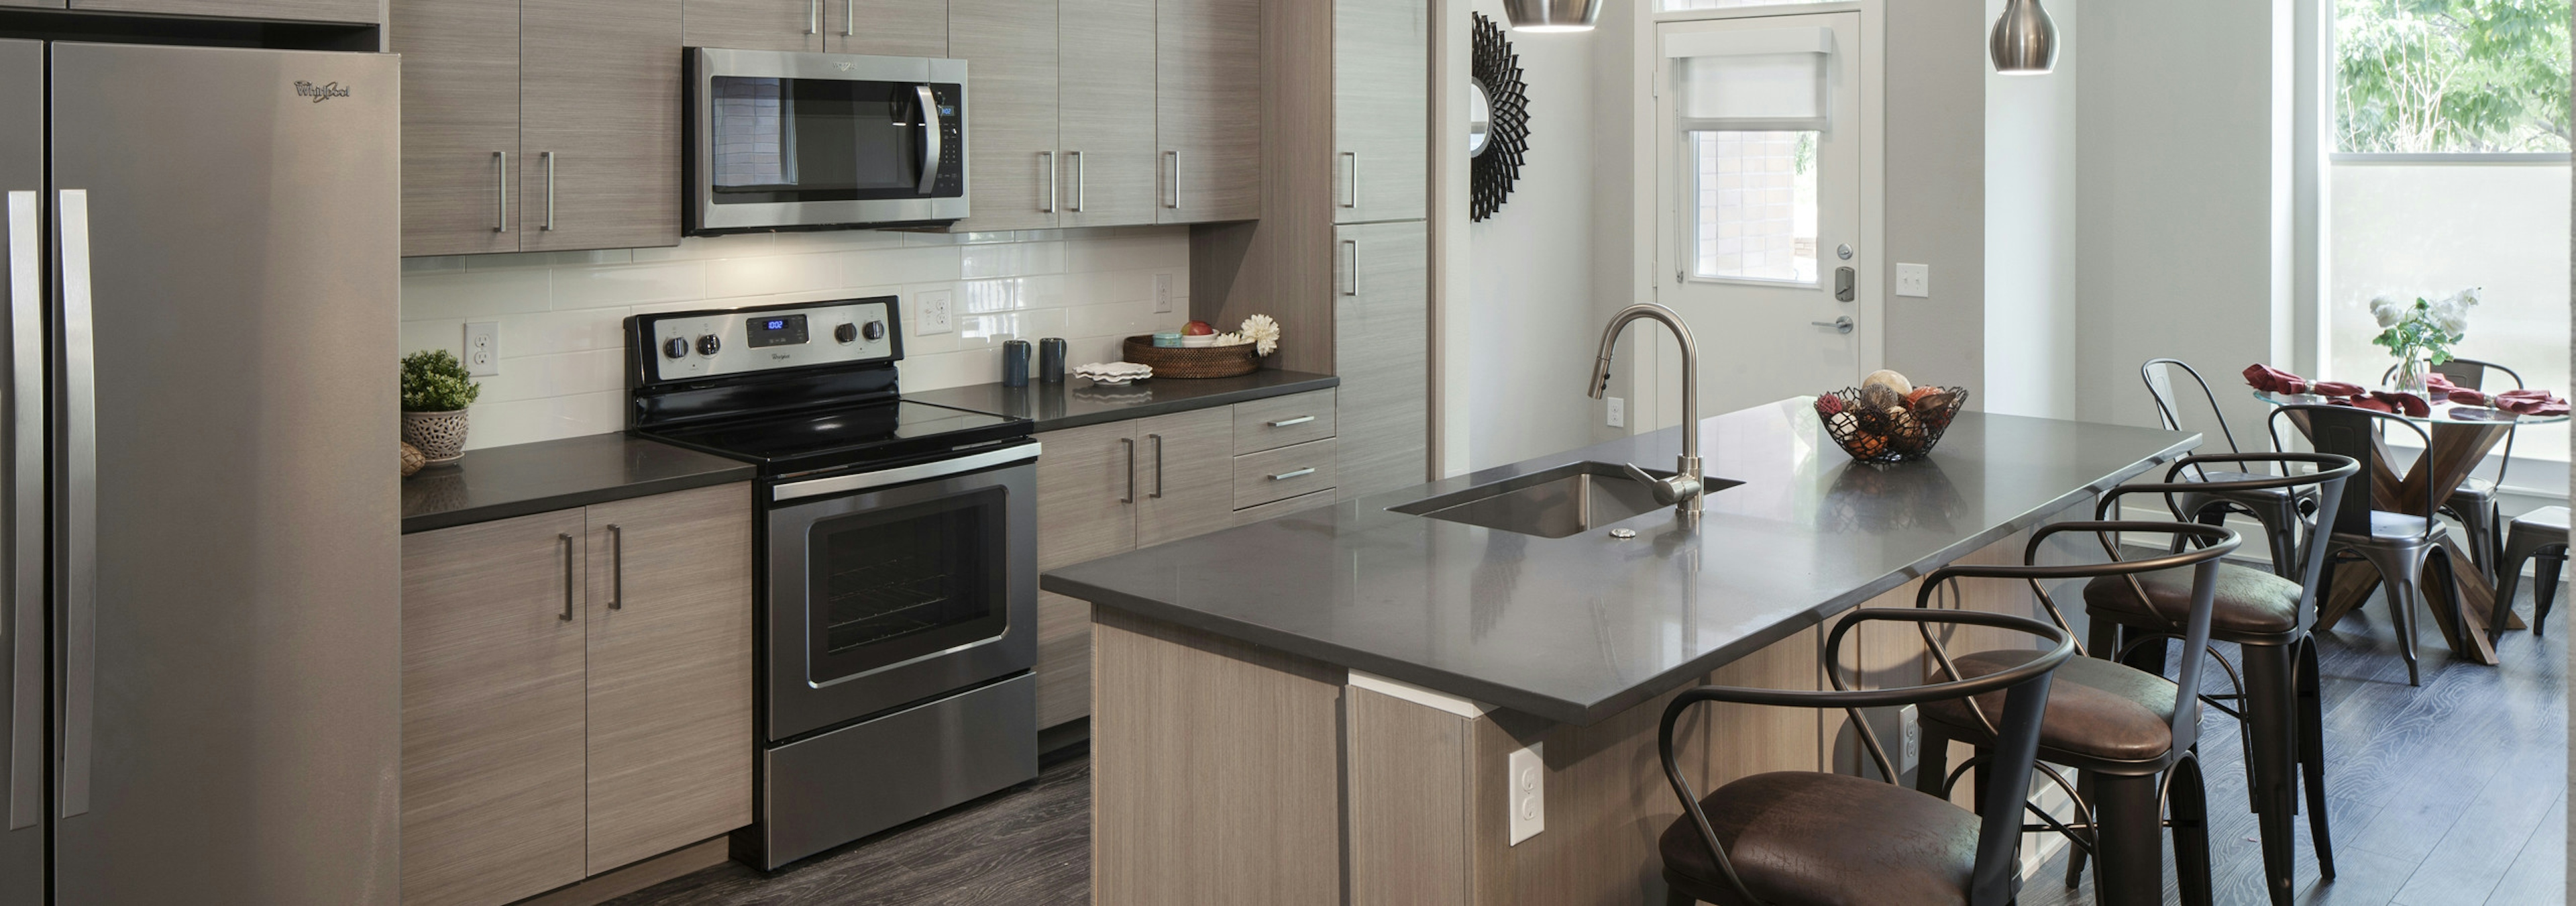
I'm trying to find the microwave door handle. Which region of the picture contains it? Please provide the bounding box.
[57,189,97,819]
[915,85,942,196]
[3,192,35,830]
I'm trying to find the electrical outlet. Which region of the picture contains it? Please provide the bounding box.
[462,321,500,376]
[1899,704,1921,776]
[918,290,953,336]
[1507,743,1544,846]
[1895,263,1931,298]
[1605,396,1625,428]
[1154,272,1175,313]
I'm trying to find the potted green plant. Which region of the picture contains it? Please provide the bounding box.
[2367,288,2477,395]
[400,350,481,464]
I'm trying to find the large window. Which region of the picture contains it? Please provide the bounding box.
[2335,0,2569,153]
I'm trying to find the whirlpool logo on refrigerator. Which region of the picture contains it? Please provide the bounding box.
[292,81,352,103]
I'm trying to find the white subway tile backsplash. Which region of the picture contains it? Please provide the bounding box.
[403,227,1191,451]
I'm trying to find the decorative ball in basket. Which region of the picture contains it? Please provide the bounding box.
[1815,370,1966,464]
[1118,314,1281,380]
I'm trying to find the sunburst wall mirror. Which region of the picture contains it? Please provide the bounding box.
[1469,12,1529,222]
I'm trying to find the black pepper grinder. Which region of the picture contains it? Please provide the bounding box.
[1001,340,1032,388]
[1038,338,1067,383]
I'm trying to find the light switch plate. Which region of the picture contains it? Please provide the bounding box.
[1895,263,1931,298]
[1507,743,1544,846]
[1605,397,1625,429]
[1899,704,1921,776]
[1154,272,1175,313]
[462,321,500,376]
[918,290,954,336]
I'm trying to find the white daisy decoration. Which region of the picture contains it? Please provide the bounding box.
[1240,313,1281,356]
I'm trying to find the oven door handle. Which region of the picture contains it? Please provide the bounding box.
[916,85,943,196]
[772,443,1040,503]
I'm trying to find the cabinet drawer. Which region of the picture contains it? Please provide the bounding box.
[1234,439,1338,509]
[1232,487,1336,527]
[1231,389,1336,454]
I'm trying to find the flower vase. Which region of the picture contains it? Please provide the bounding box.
[2392,353,2429,397]
[402,409,471,464]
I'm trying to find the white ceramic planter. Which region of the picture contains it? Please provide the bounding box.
[401,409,471,464]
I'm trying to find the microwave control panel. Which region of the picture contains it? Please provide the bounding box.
[633,296,900,384]
[928,83,965,197]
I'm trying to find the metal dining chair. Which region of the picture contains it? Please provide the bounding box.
[1656,608,2078,906]
[2382,358,2521,579]
[2142,359,2308,574]
[2496,506,2567,638]
[2271,403,2469,687]
[1915,521,2239,906]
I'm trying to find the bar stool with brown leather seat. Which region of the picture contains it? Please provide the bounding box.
[2143,358,2314,574]
[1914,521,2242,906]
[2078,452,2357,906]
[1656,607,2078,906]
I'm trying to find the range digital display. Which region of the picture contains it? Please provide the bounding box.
[747,313,810,348]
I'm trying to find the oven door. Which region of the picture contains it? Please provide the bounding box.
[691,47,968,233]
[764,443,1036,742]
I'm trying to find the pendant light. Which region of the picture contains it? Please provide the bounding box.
[1988,0,2057,74]
[1503,0,1600,33]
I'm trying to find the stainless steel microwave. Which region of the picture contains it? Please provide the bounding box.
[687,48,968,234]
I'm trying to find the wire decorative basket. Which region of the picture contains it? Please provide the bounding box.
[1815,387,1968,464]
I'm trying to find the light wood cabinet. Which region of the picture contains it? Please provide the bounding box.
[580,484,753,874]
[392,0,521,257]
[520,0,683,251]
[684,0,822,51]
[400,509,589,906]
[1135,407,1236,547]
[1035,589,1093,727]
[830,0,948,55]
[1155,0,1260,223]
[401,484,753,906]
[1058,0,1159,228]
[950,0,1061,232]
[1332,0,1427,224]
[1034,421,1140,571]
[70,0,375,22]
[0,1,62,9]
[1334,220,1428,500]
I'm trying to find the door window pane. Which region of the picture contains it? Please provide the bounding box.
[1689,130,1817,283]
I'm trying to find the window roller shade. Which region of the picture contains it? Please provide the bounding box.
[1664,26,1833,132]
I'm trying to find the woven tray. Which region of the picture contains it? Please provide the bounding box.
[1122,335,1259,379]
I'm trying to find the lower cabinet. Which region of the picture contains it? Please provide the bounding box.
[400,483,753,906]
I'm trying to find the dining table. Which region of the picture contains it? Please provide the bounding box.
[2253,389,2568,665]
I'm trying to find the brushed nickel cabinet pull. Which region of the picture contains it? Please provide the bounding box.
[605,524,623,610]
[1119,437,1136,503]
[1267,415,1315,427]
[1149,434,1165,499]
[1340,151,1358,208]
[1041,150,1057,213]
[540,151,556,232]
[1268,467,1318,482]
[843,0,854,35]
[558,533,576,621]
[493,151,508,233]
[808,0,819,34]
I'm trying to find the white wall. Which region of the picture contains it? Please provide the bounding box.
[1982,0,2081,420]
[400,228,1189,450]
[1882,0,1991,401]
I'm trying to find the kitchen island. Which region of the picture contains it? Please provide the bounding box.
[1041,399,2198,906]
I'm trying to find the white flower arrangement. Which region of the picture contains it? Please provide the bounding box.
[2369,287,2478,368]
[1211,313,1282,356]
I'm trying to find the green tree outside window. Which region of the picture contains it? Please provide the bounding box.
[2337,0,2571,153]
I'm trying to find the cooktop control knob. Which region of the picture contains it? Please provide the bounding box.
[833,322,858,344]
[661,337,689,359]
[696,334,721,356]
[862,321,886,341]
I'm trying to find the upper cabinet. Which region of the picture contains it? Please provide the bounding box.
[949,0,1060,232]
[681,0,945,56]
[1332,0,1426,224]
[1058,0,1160,228]
[1157,0,1260,223]
[392,0,523,257]
[683,0,821,51]
[68,0,376,22]
[835,0,946,55]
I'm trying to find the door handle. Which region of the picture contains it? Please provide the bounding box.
[58,190,97,819]
[540,151,556,232]
[1069,150,1085,213]
[916,85,943,195]
[605,524,623,611]
[493,151,508,233]
[1811,316,1854,335]
[1341,239,1358,297]
[1340,152,1358,209]
[1834,266,1855,302]
[1267,415,1315,427]
[1268,467,1317,482]
[1149,434,1165,499]
[1040,151,1056,213]
[808,0,819,34]
[1118,437,1136,504]
[559,534,576,621]
[3,192,38,830]
[1163,151,1180,209]
[843,0,854,35]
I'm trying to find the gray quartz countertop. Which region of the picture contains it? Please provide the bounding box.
[401,433,755,534]
[1042,399,2199,725]
[905,368,1338,433]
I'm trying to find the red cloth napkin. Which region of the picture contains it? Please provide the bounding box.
[2490,389,2569,417]
[2331,391,2430,417]
[2243,364,2364,397]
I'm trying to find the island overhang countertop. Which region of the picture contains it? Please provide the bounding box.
[1041,399,2198,725]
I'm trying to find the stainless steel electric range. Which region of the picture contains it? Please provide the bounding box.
[626,295,1038,870]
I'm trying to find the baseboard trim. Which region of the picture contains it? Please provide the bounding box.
[510,835,735,906]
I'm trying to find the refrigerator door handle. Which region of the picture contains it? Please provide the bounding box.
[3,191,36,830]
[58,189,97,819]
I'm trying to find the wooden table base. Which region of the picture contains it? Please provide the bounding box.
[2314,535,2525,666]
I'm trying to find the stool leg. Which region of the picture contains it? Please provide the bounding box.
[2063,768,2095,889]
[2356,545,2427,687]
[2244,644,2300,906]
[2090,773,2165,906]
[2536,550,2565,638]
[2257,499,2301,580]
[2296,637,2334,880]
[2497,530,2536,630]
[1915,725,1949,799]
[2169,753,2215,906]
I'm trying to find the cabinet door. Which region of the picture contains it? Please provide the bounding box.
[1135,407,1235,548]
[1155,0,1260,223]
[1058,0,1157,228]
[1333,220,1428,500]
[0,1,64,9]
[828,0,947,54]
[400,510,588,906]
[392,0,521,257]
[1035,421,1140,570]
[1034,590,1091,727]
[584,484,754,874]
[949,0,1059,232]
[1332,0,1426,224]
[70,0,374,21]
[521,0,684,252]
[686,0,823,52]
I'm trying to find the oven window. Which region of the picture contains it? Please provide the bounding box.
[710,75,931,204]
[806,487,1009,684]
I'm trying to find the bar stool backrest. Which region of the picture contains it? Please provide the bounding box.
[2141,359,2247,465]
[2095,452,2358,634]
[2383,357,2524,489]
[2269,403,2438,540]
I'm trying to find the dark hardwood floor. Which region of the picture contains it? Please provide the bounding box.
[611,583,2565,906]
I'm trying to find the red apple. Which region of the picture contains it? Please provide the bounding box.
[1183,320,1216,336]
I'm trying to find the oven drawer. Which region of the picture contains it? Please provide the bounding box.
[1234,438,1338,509]
[1231,389,1336,454]
[755,672,1038,870]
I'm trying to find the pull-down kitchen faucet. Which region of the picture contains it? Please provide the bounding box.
[1587,303,1704,521]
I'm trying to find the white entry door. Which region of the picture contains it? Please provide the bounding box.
[1655,11,1864,413]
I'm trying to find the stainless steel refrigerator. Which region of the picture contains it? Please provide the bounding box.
[0,40,401,905]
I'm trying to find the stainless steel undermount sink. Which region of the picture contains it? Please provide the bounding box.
[1390,461,1742,539]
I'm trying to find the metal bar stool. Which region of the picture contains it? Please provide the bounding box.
[2496,505,2568,637]
[1656,608,2077,906]
[2383,358,2521,581]
[2143,359,2311,574]
[2271,404,2469,687]
[2079,452,2357,906]
[1914,521,2240,906]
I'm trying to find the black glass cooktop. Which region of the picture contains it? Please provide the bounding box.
[637,400,1028,476]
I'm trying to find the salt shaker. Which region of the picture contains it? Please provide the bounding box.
[1001,340,1031,388]
[1038,338,1067,383]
